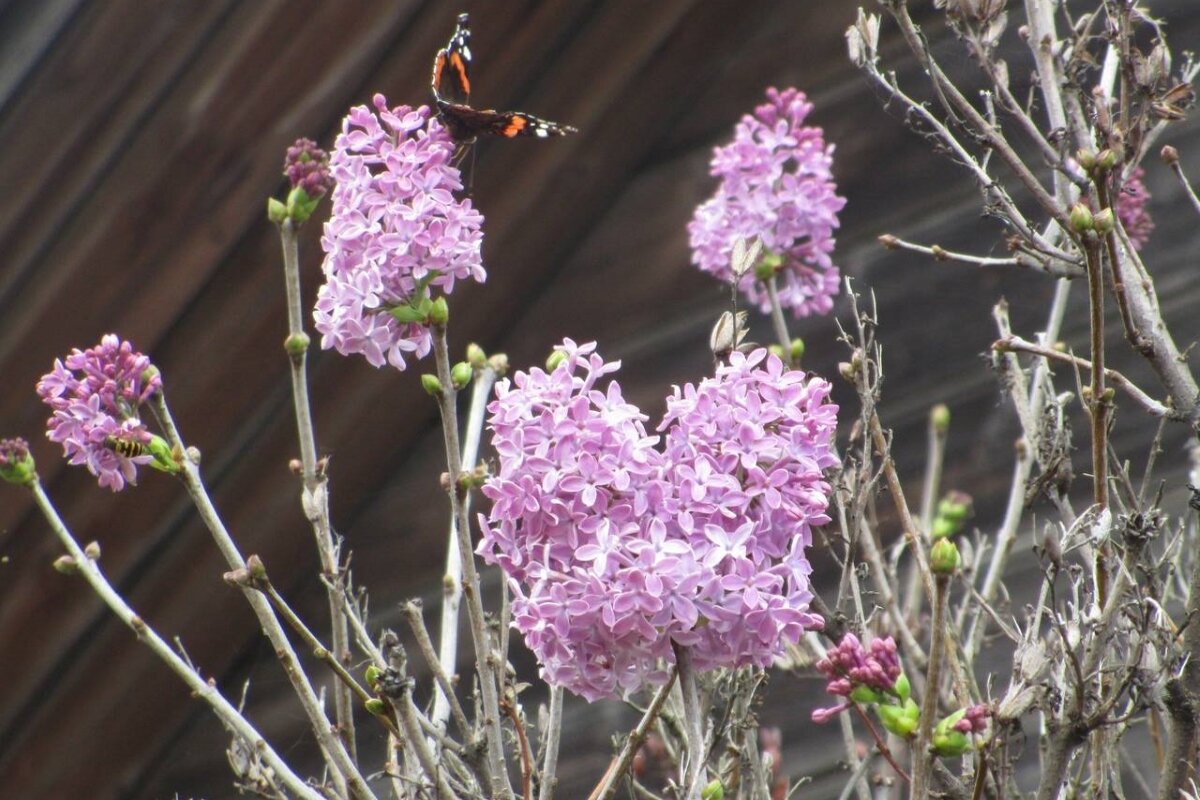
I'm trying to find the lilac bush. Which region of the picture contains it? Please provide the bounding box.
[313,94,485,370]
[35,335,161,492]
[688,87,846,318]
[479,341,837,700]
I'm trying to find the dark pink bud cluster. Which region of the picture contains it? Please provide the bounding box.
[283,137,333,198]
[0,437,30,467]
[816,633,900,695]
[953,703,991,734]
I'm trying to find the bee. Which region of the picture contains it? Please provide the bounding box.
[105,435,146,459]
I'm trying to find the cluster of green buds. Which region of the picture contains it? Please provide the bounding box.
[422,342,508,397]
[930,490,972,576]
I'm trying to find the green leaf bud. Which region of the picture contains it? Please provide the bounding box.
[893,672,911,703]
[930,537,960,575]
[546,350,567,372]
[754,250,784,280]
[850,685,884,705]
[768,344,785,359]
[284,332,311,357]
[451,361,473,389]
[421,374,443,396]
[932,517,957,540]
[267,197,288,224]
[364,698,388,716]
[1093,207,1115,235]
[428,296,449,325]
[364,665,383,690]
[701,779,725,800]
[466,343,487,368]
[931,403,950,434]
[1069,203,1094,233]
[53,555,79,575]
[790,338,805,362]
[877,702,918,738]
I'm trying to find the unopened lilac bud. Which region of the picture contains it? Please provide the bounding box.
[1096,149,1118,172]
[451,362,472,389]
[1075,148,1098,171]
[1093,207,1115,235]
[421,374,443,396]
[930,537,960,574]
[466,343,486,368]
[1069,203,1094,233]
[283,138,333,199]
[84,541,101,560]
[0,437,36,487]
[1162,145,1180,165]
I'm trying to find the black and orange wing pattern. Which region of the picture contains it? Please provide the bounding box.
[430,13,576,144]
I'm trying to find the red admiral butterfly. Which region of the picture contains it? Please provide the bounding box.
[431,13,577,142]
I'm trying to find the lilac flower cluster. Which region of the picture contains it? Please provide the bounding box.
[36,335,161,492]
[283,138,333,199]
[1116,167,1153,251]
[688,87,846,318]
[314,95,485,370]
[479,341,837,700]
[811,634,901,722]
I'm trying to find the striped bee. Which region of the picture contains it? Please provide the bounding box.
[105,435,146,459]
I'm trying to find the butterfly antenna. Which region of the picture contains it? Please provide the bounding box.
[468,144,479,194]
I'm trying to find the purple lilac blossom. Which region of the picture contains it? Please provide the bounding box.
[479,341,837,701]
[812,634,902,723]
[283,137,334,199]
[36,335,161,492]
[688,87,845,318]
[1116,167,1153,251]
[313,95,485,370]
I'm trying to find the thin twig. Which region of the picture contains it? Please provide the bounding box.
[431,324,513,800]
[28,480,329,800]
[994,336,1176,419]
[150,390,374,800]
[436,365,498,732]
[877,234,1081,276]
[538,686,564,800]
[911,574,950,799]
[591,671,678,800]
[501,698,535,800]
[401,600,474,744]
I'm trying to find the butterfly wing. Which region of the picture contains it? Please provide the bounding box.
[431,13,472,105]
[437,102,577,141]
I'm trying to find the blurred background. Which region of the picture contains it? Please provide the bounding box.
[1,1,1198,797]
